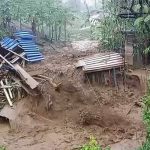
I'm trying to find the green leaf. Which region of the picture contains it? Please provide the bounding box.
[134,17,144,27]
[144,15,150,23]
[143,5,149,14]
[144,46,150,54]
[133,4,141,13]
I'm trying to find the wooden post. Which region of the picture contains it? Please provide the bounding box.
[113,68,117,87]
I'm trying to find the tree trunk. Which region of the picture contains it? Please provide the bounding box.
[51,25,54,43]
[64,20,67,46]
[95,0,97,9]
[55,22,57,41]
[48,24,51,40]
[20,17,22,30]
[58,25,61,41]
[83,0,90,19]
[32,18,36,35]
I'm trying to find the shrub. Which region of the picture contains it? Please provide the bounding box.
[0,146,6,150]
[80,136,110,150]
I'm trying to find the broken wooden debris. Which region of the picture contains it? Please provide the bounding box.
[34,74,61,91]
[0,40,41,109]
[14,64,39,89]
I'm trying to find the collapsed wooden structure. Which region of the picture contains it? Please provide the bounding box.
[76,52,124,86]
[0,31,44,109]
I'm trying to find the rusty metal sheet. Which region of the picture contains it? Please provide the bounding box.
[77,52,124,73]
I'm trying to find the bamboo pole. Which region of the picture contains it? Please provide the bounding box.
[5,79,13,99]
[0,80,13,106]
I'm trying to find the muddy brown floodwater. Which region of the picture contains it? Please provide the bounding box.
[0,42,146,150]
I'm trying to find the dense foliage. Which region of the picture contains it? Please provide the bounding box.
[0,0,73,41]
[92,0,125,51]
[139,82,150,150]
[134,4,150,54]
[93,0,150,52]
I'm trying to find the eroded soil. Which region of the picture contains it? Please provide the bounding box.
[0,42,146,150]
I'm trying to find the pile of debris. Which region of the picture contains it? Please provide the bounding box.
[0,31,44,109]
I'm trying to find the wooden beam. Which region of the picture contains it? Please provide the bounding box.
[5,49,28,61]
[0,54,16,69]
[14,64,39,89]
[11,52,26,64]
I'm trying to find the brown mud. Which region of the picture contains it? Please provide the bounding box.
[0,42,146,150]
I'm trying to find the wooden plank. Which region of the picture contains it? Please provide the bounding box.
[11,52,26,64]
[5,48,28,61]
[14,64,39,89]
[0,80,13,106]
[0,54,16,69]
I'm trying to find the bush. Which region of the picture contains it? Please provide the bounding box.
[80,136,110,150]
[0,146,6,150]
[138,140,150,150]
[140,82,150,149]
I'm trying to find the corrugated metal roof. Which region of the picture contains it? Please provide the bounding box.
[77,53,124,73]
[1,38,19,50]
[0,31,44,62]
[14,31,35,40]
[18,39,44,62]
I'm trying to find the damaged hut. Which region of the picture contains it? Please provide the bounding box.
[76,52,124,86]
